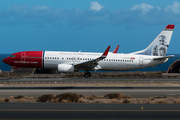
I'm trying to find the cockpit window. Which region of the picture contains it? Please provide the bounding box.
[10,55,16,58]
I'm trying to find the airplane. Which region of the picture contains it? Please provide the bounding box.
[3,24,175,78]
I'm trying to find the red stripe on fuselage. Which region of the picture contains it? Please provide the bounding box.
[3,51,44,68]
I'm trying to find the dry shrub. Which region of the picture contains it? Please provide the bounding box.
[105,93,130,99]
[123,99,130,103]
[14,95,24,99]
[150,98,155,101]
[18,98,25,102]
[37,94,54,102]
[78,98,87,103]
[157,99,165,104]
[155,96,163,99]
[122,94,131,98]
[88,95,97,100]
[91,95,97,98]
[9,96,14,99]
[61,99,69,103]
[111,99,119,103]
[56,93,80,102]
[23,96,29,99]
[79,95,86,98]
[105,93,121,99]
[0,98,5,102]
[87,96,95,100]
[28,97,34,100]
[173,100,180,104]
[95,100,100,103]
[4,98,9,102]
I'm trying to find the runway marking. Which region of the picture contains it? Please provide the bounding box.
[0,109,180,112]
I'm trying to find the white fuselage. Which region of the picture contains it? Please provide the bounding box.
[44,51,167,71]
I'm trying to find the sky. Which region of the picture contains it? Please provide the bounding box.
[0,0,180,54]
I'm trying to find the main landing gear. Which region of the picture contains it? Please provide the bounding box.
[84,71,91,78]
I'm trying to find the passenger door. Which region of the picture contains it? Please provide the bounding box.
[139,57,143,66]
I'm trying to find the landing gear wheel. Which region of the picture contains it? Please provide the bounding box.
[18,71,21,74]
[84,72,91,78]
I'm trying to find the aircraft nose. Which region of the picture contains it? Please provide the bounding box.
[3,57,9,64]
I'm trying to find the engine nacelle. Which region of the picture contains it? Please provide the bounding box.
[57,64,74,73]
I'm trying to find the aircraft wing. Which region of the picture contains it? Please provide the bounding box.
[153,55,174,60]
[74,46,111,70]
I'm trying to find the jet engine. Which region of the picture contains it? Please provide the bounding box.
[57,64,74,73]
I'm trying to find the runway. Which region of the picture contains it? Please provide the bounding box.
[1,77,180,82]
[0,103,180,119]
[0,78,180,97]
[0,86,180,97]
[0,78,180,119]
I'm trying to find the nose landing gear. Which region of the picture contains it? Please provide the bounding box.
[84,71,91,78]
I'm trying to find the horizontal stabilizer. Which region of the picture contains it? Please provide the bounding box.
[153,55,174,60]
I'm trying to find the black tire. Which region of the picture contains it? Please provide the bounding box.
[84,72,91,78]
[84,73,89,78]
[87,72,91,77]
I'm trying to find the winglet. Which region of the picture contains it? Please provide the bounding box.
[113,45,119,53]
[165,24,175,30]
[102,46,111,57]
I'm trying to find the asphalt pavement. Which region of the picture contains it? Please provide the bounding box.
[0,103,180,119]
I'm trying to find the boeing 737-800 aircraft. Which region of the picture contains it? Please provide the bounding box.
[3,24,175,78]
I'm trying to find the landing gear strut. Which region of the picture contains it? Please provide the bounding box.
[84,71,91,78]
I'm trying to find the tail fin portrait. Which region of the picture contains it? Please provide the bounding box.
[131,24,175,56]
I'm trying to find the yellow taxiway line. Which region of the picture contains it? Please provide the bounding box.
[0,109,180,112]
